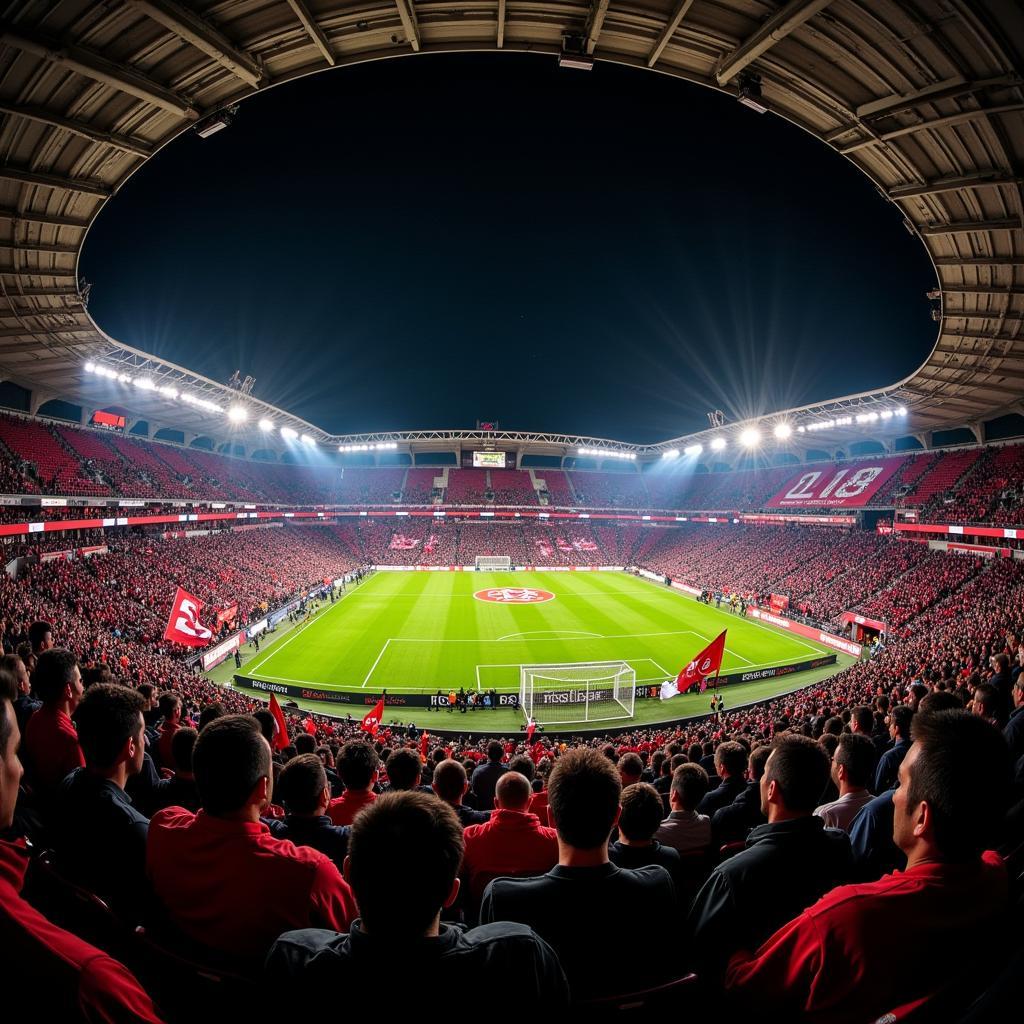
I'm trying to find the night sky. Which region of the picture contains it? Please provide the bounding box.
[81,54,937,444]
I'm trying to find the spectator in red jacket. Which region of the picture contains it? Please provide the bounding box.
[327,740,379,826]
[147,714,357,964]
[462,770,558,905]
[0,656,165,1022]
[725,711,1013,1021]
[20,648,84,798]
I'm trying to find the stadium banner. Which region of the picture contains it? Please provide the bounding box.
[930,540,1011,559]
[247,618,268,638]
[233,654,837,708]
[766,457,905,509]
[742,512,857,527]
[746,606,862,657]
[201,631,242,671]
[769,593,790,614]
[39,549,75,562]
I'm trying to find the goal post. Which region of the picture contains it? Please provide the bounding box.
[475,555,511,570]
[519,661,636,726]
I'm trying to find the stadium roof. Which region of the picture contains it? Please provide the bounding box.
[1,0,1022,459]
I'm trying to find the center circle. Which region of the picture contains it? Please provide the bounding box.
[474,587,556,604]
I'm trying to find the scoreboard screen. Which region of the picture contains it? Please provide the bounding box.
[473,451,506,469]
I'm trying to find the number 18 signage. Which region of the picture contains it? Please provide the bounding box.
[767,457,905,509]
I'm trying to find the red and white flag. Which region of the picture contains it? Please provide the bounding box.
[660,630,727,700]
[163,587,213,648]
[419,730,429,761]
[361,697,385,737]
[268,693,290,751]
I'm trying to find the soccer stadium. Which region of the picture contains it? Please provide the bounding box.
[1,1,1023,1019]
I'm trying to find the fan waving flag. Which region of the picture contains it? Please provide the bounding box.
[660,630,727,700]
[268,693,290,751]
[419,730,429,761]
[526,717,537,744]
[163,587,213,648]
[361,698,385,737]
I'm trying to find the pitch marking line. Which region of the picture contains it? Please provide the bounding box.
[244,574,379,676]
[361,638,392,689]
[497,629,603,641]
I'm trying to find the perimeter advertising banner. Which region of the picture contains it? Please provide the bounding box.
[766,457,905,509]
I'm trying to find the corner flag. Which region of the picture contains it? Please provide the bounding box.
[660,630,727,700]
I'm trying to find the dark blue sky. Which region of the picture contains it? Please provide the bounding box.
[81,54,937,444]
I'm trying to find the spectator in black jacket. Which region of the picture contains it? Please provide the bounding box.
[147,728,201,814]
[712,743,771,843]
[687,734,852,979]
[470,740,507,808]
[609,782,683,886]
[267,791,568,1006]
[697,741,748,816]
[433,758,490,827]
[265,753,350,871]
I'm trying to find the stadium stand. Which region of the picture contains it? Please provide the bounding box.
[445,469,489,504]
[403,468,440,504]
[568,470,649,509]
[488,469,538,504]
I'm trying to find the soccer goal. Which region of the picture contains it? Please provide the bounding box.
[519,661,636,726]
[475,555,512,570]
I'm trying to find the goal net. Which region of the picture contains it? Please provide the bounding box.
[519,661,636,726]
[475,555,511,570]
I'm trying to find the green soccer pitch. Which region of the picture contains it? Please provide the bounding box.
[211,570,855,733]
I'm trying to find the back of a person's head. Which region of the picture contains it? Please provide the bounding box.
[294,732,317,755]
[619,782,664,842]
[432,759,467,803]
[75,684,146,770]
[495,770,532,810]
[386,748,422,791]
[507,754,535,781]
[993,652,1010,672]
[671,762,709,811]
[850,705,873,733]
[348,791,463,937]
[193,714,269,816]
[749,744,771,781]
[619,752,644,780]
[819,733,840,760]
[906,710,1012,860]
[171,727,198,774]
[833,733,875,789]
[338,740,378,790]
[197,701,225,731]
[486,740,504,762]
[157,692,180,719]
[31,649,78,704]
[548,747,621,848]
[251,709,277,746]
[765,734,830,814]
[972,683,1002,720]
[918,690,962,715]
[715,741,748,776]
[28,620,53,653]
[279,753,328,815]
[891,704,915,739]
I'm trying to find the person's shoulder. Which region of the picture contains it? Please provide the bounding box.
[267,928,350,973]
[150,805,195,830]
[485,872,553,903]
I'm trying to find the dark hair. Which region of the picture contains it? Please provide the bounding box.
[619,752,644,779]
[507,754,535,781]
[495,770,532,809]
[850,705,873,733]
[385,749,422,791]
[193,715,270,815]
[670,762,709,810]
[833,733,875,789]
[548,748,621,848]
[486,740,504,762]
[618,782,664,841]
[749,744,771,781]
[348,792,463,937]
[157,692,180,719]
[137,683,155,702]
[0,663,18,753]
[819,733,840,759]
[766,734,831,813]
[338,740,379,790]
[28,621,53,652]
[714,741,748,776]
[992,652,1010,672]
[432,759,468,802]
[823,717,843,736]
[891,704,914,739]
[198,702,225,731]
[294,733,317,755]
[918,690,962,714]
[31,649,79,703]
[252,709,277,746]
[171,727,198,773]
[279,754,329,815]
[75,684,146,770]
[906,710,1012,860]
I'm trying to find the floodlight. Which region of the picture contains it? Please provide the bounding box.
[227,405,248,423]
[280,426,298,440]
[158,386,178,399]
[737,71,768,114]
[897,406,908,416]
[739,428,761,447]
[301,434,315,446]
[259,418,273,431]
[684,444,703,457]
[662,449,679,459]
[84,362,96,373]
[774,423,792,440]
[710,437,727,451]
[133,377,154,390]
